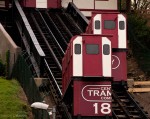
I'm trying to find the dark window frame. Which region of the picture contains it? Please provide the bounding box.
[119,21,125,30]
[95,20,100,30]
[104,20,116,30]
[103,44,110,55]
[75,44,81,54]
[86,44,99,55]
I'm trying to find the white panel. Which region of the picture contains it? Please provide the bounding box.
[93,14,102,34]
[61,0,72,8]
[102,37,111,77]
[36,0,47,8]
[81,11,92,17]
[37,0,46,2]
[118,14,127,48]
[95,0,117,10]
[74,0,94,9]
[73,36,83,76]
[36,3,47,8]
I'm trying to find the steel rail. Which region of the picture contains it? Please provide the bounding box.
[30,12,62,71]
[44,10,68,46]
[38,10,65,55]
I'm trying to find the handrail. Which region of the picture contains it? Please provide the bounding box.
[44,59,72,119]
[38,10,65,55]
[67,2,89,31]
[44,59,62,97]
[13,0,45,77]
[14,0,44,56]
[45,11,68,46]
[30,13,62,71]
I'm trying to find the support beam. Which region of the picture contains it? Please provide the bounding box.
[128,88,150,93]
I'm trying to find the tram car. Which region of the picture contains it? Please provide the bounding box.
[62,34,112,117]
[86,12,127,49]
[86,12,127,83]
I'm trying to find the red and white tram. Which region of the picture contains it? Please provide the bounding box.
[62,34,112,117]
[86,12,127,82]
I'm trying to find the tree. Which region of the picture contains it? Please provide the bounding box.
[126,0,131,12]
[132,0,150,10]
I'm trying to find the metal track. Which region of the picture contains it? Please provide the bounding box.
[39,10,68,51]
[57,11,83,35]
[25,9,63,91]
[112,86,149,119]
[47,10,73,43]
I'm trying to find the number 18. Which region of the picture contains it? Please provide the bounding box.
[93,103,111,115]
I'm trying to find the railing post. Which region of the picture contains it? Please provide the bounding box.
[52,106,56,119]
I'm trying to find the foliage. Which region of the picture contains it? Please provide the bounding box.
[132,0,150,10]
[121,0,127,10]
[128,13,150,48]
[0,50,10,77]
[0,59,5,76]
[0,78,30,119]
[5,50,10,79]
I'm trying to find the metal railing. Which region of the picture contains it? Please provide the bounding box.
[66,2,89,32]
[13,0,45,77]
[12,53,50,119]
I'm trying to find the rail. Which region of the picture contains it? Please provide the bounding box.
[43,11,68,49]
[66,2,89,32]
[23,8,72,119]
[112,86,149,119]
[44,59,62,99]
[44,59,72,119]
[38,10,65,55]
[30,12,62,70]
[126,90,149,118]
[47,11,73,43]
[13,0,45,77]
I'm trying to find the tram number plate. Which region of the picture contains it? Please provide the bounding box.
[93,103,111,115]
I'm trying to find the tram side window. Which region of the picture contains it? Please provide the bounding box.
[75,44,81,54]
[104,20,116,29]
[119,21,125,30]
[86,44,99,54]
[95,20,100,29]
[103,44,110,55]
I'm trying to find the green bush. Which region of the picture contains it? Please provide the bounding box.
[128,13,150,48]
[0,59,5,76]
[5,50,10,78]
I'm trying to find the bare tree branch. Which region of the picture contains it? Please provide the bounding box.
[132,0,150,10]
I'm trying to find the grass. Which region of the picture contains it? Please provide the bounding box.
[0,77,30,119]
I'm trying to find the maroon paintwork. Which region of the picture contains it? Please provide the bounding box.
[102,13,118,48]
[62,34,112,94]
[47,0,61,8]
[83,36,102,76]
[86,12,127,49]
[85,12,127,84]
[20,0,61,8]
[73,81,112,116]
[20,0,36,8]
[112,51,127,82]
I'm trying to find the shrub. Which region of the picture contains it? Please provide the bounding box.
[5,50,10,78]
[0,59,5,76]
[128,13,150,48]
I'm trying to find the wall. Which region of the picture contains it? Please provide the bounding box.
[0,23,21,76]
[61,0,118,17]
